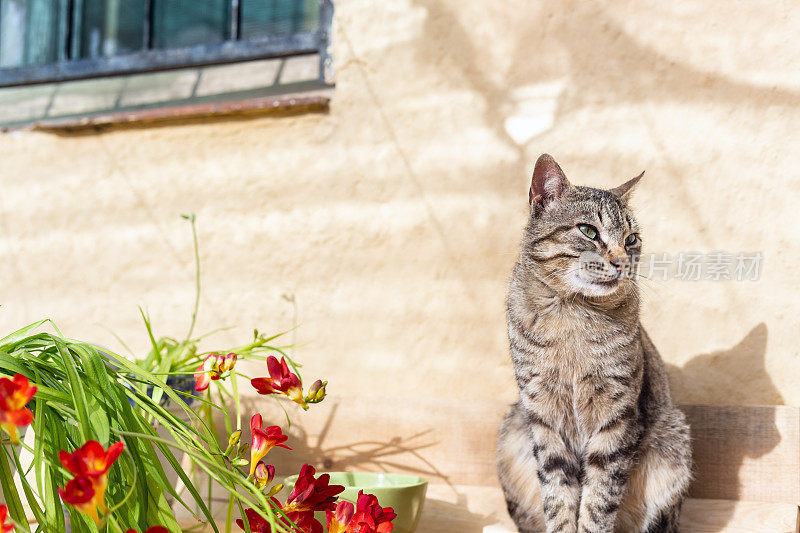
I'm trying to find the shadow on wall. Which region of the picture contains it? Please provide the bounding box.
[669,322,782,406]
[671,323,782,531]
[254,401,450,482]
[410,0,800,150]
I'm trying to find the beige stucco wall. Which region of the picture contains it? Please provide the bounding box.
[1,0,798,408]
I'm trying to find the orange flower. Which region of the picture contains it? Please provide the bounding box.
[195,352,238,392]
[59,440,125,514]
[251,356,307,408]
[0,504,14,533]
[58,475,101,525]
[249,414,291,476]
[0,373,37,443]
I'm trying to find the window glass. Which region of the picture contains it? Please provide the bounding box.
[78,0,145,59]
[0,0,329,89]
[153,0,227,49]
[241,0,320,39]
[0,0,61,67]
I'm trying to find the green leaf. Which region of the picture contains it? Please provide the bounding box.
[53,337,91,442]
[0,445,30,532]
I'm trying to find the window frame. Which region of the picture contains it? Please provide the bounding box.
[0,0,333,88]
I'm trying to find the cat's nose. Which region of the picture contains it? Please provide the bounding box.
[609,255,629,273]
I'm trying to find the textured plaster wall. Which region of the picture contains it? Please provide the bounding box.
[1,0,798,407]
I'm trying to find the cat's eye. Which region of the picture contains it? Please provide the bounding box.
[625,233,639,246]
[578,224,598,240]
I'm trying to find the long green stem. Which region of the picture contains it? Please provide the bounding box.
[225,495,234,533]
[183,214,201,343]
[105,515,125,533]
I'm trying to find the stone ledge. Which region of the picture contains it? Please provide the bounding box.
[0,55,327,131]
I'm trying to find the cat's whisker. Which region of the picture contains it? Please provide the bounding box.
[519,250,560,255]
[629,275,665,301]
[629,277,661,305]
[538,267,573,286]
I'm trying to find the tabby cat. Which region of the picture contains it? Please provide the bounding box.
[496,154,692,533]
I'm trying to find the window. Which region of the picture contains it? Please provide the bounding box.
[0,1,333,129]
[0,0,332,85]
[0,0,332,86]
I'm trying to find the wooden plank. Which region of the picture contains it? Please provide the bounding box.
[248,397,799,503]
[415,486,798,533]
[682,404,800,502]
[176,487,798,533]
[680,498,796,533]
[254,396,507,488]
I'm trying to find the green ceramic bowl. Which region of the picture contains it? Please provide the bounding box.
[283,472,427,533]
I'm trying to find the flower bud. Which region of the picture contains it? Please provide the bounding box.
[225,430,242,456]
[265,483,283,498]
[306,380,327,404]
[253,462,275,489]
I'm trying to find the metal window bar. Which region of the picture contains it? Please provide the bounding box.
[142,0,154,51]
[0,0,332,87]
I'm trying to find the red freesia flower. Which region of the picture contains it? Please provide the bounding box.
[194,367,211,392]
[284,464,345,514]
[287,511,323,533]
[326,491,396,533]
[236,503,322,533]
[326,500,355,533]
[236,507,272,533]
[237,466,343,533]
[59,440,124,513]
[0,373,37,443]
[351,490,396,533]
[58,475,101,525]
[0,504,14,533]
[195,352,238,392]
[251,356,307,408]
[249,414,291,476]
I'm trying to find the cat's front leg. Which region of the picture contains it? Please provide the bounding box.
[577,410,641,533]
[529,413,582,533]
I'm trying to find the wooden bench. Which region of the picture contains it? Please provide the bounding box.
[241,397,800,532]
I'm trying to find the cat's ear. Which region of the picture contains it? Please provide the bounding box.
[529,154,572,210]
[610,171,644,202]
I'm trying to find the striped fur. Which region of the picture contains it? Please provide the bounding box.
[497,155,692,533]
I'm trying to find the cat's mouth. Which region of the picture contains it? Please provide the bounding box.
[568,268,624,296]
[573,251,627,292]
